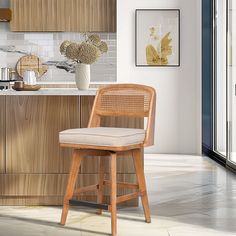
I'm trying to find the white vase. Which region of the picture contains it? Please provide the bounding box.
[75,63,90,90]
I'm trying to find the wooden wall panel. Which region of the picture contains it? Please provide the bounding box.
[0,173,136,206]
[80,96,95,128]
[6,96,80,173]
[0,173,134,197]
[0,196,64,206]
[0,193,136,206]
[0,174,68,196]
[0,97,5,173]
[10,0,116,32]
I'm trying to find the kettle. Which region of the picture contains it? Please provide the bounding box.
[23,70,38,85]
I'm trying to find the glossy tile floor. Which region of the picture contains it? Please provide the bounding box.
[0,154,236,236]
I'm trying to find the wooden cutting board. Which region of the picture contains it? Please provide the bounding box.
[12,84,41,91]
[16,55,48,78]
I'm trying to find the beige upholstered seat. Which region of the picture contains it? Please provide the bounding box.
[60,127,146,147]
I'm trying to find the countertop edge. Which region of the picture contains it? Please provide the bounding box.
[0,88,97,96]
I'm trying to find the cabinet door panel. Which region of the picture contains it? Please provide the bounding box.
[10,0,65,31]
[0,97,5,173]
[6,96,80,173]
[67,0,89,32]
[10,0,116,32]
[89,0,116,32]
[64,0,117,32]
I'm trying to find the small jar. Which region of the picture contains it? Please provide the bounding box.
[14,81,24,89]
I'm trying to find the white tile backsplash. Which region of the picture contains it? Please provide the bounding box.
[0,23,117,83]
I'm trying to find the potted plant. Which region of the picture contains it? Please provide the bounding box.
[60,34,108,90]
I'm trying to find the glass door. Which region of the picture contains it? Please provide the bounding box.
[214,0,236,170]
[203,0,236,171]
[227,0,236,168]
[214,0,227,158]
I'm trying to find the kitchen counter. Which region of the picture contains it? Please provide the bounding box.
[0,89,142,207]
[0,88,97,96]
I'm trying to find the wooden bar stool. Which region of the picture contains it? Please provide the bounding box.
[59,84,156,236]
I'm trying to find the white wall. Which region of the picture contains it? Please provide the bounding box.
[117,0,201,154]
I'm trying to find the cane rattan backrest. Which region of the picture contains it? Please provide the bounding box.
[88,84,156,146]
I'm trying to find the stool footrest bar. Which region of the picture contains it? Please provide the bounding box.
[116,192,140,204]
[104,180,139,189]
[69,199,109,210]
[74,184,99,195]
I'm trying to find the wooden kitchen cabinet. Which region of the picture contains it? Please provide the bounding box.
[5,96,80,173]
[0,95,142,206]
[65,0,116,32]
[10,0,116,32]
[0,97,5,173]
[0,95,80,205]
[10,0,65,31]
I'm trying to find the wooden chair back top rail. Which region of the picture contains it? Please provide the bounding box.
[95,110,149,117]
[88,84,156,147]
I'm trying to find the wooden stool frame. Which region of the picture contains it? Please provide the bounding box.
[60,84,156,236]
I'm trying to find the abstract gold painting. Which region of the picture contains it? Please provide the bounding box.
[135,9,180,67]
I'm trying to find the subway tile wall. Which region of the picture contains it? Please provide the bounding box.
[0,23,117,83]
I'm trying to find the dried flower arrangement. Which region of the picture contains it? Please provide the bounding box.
[146,27,172,65]
[60,34,108,65]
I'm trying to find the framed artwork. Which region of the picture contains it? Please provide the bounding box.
[135,9,180,67]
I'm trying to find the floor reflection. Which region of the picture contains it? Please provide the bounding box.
[0,154,235,236]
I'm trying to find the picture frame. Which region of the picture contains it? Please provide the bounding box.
[135,9,180,67]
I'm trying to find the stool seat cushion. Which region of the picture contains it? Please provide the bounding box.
[59,127,146,147]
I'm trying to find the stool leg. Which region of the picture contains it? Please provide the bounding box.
[97,156,105,215]
[60,149,82,225]
[132,149,151,223]
[110,152,117,236]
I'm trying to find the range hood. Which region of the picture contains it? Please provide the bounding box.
[0,8,11,22]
